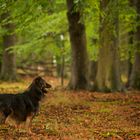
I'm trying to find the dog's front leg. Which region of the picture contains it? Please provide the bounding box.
[25,114,34,134]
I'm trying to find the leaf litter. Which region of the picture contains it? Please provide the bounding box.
[0,77,139,140]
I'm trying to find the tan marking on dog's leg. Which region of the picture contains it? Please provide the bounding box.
[5,115,12,125]
[5,109,14,125]
[25,114,34,134]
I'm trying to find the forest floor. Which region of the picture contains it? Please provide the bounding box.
[0,76,139,140]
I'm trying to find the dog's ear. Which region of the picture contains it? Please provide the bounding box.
[35,76,42,81]
[33,76,42,86]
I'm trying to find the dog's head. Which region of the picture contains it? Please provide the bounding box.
[33,76,51,94]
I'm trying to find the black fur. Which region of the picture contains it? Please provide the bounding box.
[0,76,51,124]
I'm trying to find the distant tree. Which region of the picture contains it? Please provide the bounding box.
[0,13,17,81]
[66,0,88,89]
[129,0,140,89]
[117,0,136,87]
[88,60,97,90]
[95,0,122,92]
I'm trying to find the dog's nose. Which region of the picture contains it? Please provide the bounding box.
[46,83,51,88]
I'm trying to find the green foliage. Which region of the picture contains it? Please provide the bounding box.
[0,0,70,66]
[85,0,100,60]
[119,0,137,61]
[0,0,138,65]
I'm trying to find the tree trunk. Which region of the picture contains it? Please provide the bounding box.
[129,0,140,89]
[0,13,17,81]
[95,0,122,92]
[126,31,134,87]
[88,60,97,90]
[66,0,88,90]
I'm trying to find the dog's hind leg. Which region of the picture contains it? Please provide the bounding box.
[3,108,13,125]
[0,112,7,124]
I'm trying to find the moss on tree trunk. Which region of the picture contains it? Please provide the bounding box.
[0,13,17,81]
[129,0,140,89]
[95,0,122,92]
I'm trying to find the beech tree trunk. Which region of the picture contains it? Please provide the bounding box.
[66,0,88,89]
[0,13,17,81]
[95,0,122,92]
[129,0,140,89]
[88,60,97,90]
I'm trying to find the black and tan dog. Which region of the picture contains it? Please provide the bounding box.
[0,76,51,133]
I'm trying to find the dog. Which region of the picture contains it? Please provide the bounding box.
[0,76,51,133]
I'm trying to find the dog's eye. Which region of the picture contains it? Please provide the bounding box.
[40,81,46,88]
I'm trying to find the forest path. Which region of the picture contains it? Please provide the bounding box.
[0,77,139,140]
